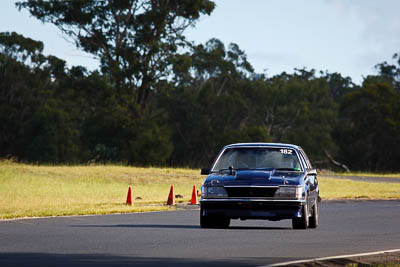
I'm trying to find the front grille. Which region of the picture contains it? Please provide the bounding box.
[225,187,277,198]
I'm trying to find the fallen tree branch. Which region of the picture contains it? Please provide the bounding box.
[324,149,350,172]
[313,160,330,164]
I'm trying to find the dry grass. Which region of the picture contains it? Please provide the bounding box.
[319,177,400,200]
[320,170,400,178]
[0,161,203,219]
[1,160,400,220]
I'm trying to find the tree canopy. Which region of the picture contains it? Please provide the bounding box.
[17,0,215,111]
[1,1,400,171]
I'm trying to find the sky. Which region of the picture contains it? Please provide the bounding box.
[1,0,400,85]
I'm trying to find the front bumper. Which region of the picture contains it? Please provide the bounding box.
[200,198,305,220]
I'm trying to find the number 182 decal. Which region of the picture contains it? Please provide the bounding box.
[280,149,293,155]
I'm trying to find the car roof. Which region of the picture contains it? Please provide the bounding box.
[223,143,301,150]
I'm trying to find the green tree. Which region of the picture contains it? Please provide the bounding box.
[161,39,269,166]
[323,72,355,103]
[17,0,215,112]
[257,69,339,163]
[336,80,400,171]
[374,52,400,91]
[0,32,47,158]
[21,100,79,163]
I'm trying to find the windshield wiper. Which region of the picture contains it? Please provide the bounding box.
[213,166,242,175]
[211,168,231,173]
[274,167,301,172]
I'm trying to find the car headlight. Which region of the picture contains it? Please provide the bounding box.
[275,186,302,198]
[202,186,228,198]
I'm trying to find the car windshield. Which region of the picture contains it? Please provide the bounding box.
[212,147,302,172]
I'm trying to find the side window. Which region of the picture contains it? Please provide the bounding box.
[300,150,313,169]
[297,152,308,170]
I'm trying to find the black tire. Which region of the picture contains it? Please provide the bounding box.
[200,207,230,228]
[292,202,309,229]
[200,206,211,228]
[217,217,231,228]
[308,199,319,228]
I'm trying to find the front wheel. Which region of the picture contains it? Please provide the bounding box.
[308,199,319,228]
[292,202,309,229]
[200,207,230,228]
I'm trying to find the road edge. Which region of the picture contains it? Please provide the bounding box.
[264,248,400,267]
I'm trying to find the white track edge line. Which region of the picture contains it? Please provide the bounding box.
[0,209,185,222]
[263,248,400,267]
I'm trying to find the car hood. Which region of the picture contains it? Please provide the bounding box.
[203,170,304,187]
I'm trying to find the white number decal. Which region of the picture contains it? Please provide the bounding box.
[280,149,292,155]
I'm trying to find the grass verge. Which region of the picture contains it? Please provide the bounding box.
[1,161,400,219]
[0,161,204,219]
[320,170,400,179]
[319,176,400,200]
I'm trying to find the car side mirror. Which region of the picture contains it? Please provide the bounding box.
[201,168,210,175]
[308,168,317,176]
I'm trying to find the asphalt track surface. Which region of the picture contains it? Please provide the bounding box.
[1,201,399,266]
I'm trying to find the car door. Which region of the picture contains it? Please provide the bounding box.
[300,149,318,208]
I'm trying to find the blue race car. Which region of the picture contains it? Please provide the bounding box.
[200,143,320,229]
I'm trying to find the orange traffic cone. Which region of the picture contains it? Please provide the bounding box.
[126,186,133,206]
[190,185,199,205]
[167,185,175,205]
